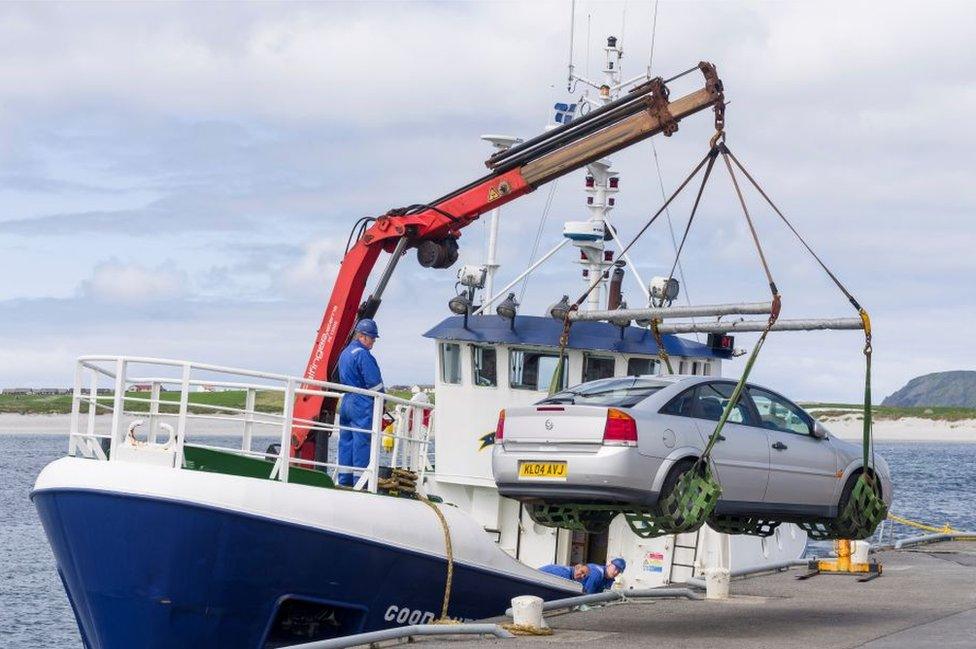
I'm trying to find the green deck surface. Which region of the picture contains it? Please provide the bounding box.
[182,445,335,489]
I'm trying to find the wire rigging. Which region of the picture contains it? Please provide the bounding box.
[646,0,700,340]
[518,180,560,303]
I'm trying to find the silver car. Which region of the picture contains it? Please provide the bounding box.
[492,375,892,524]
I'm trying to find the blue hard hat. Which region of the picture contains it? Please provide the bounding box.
[610,558,626,573]
[355,318,379,338]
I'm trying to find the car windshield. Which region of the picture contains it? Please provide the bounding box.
[538,377,664,408]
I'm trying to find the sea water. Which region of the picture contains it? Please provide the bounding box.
[1,435,974,648]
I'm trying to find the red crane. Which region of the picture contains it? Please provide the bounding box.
[292,63,725,461]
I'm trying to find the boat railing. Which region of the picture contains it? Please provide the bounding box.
[67,355,435,494]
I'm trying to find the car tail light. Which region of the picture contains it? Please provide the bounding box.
[495,409,505,441]
[603,408,637,446]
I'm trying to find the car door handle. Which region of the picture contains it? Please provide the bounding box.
[716,434,726,442]
[771,441,788,451]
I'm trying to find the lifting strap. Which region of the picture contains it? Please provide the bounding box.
[721,145,877,479]
[549,147,720,393]
[694,140,782,471]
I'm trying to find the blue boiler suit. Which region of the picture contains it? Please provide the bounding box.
[581,563,615,594]
[539,564,574,580]
[336,339,384,487]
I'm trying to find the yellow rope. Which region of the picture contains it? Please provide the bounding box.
[500,623,554,636]
[887,512,966,535]
[420,496,455,623]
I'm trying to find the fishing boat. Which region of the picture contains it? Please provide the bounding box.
[31,37,814,649]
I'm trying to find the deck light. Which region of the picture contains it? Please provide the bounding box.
[496,293,519,320]
[548,295,571,321]
[448,292,472,315]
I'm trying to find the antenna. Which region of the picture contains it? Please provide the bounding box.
[647,0,660,77]
[567,0,576,92]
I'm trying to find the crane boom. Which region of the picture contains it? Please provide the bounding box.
[292,62,724,460]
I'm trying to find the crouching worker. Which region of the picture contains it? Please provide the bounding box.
[581,558,626,594]
[337,319,384,487]
[539,563,590,583]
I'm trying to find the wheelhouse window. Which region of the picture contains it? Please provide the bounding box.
[691,361,701,376]
[509,348,567,391]
[694,382,754,424]
[472,346,497,387]
[627,357,658,377]
[583,354,615,383]
[540,377,665,408]
[440,342,462,385]
[748,387,812,435]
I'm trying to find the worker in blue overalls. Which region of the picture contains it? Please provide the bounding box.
[539,563,590,584]
[581,558,626,594]
[336,319,384,487]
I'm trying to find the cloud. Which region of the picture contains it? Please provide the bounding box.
[281,237,345,294]
[0,1,974,401]
[78,260,189,304]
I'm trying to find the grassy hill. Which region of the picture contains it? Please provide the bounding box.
[801,402,976,422]
[881,371,976,408]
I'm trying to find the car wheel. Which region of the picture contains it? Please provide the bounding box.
[657,458,696,508]
[837,470,881,514]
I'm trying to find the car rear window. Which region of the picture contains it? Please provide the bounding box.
[538,377,664,408]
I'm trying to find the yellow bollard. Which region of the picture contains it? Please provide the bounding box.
[798,538,882,582]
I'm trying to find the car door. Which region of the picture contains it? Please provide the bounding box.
[746,386,839,515]
[650,383,703,458]
[690,381,770,506]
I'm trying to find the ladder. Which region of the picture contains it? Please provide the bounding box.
[667,529,701,584]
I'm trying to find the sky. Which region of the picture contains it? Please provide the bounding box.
[1,1,974,402]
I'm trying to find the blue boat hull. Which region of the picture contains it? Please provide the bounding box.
[33,489,572,649]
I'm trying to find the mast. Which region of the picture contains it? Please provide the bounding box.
[480,135,522,301]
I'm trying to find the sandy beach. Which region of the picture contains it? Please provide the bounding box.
[819,414,976,443]
[2,412,974,442]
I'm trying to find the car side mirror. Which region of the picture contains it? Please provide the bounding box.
[811,420,829,439]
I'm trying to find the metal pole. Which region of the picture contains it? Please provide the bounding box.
[481,135,521,301]
[175,363,191,468]
[149,381,161,444]
[367,394,384,493]
[473,239,570,315]
[108,358,126,460]
[281,624,515,649]
[68,361,82,456]
[893,532,976,549]
[685,558,809,589]
[653,317,865,335]
[569,301,772,322]
[242,388,256,453]
[88,371,103,459]
[504,586,702,616]
[279,380,295,483]
[604,216,650,300]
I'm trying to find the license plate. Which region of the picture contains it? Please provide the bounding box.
[518,461,568,480]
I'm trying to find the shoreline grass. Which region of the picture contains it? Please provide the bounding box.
[0,389,417,416]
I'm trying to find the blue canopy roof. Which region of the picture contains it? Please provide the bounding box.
[422,314,729,359]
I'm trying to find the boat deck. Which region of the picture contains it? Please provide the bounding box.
[434,540,976,648]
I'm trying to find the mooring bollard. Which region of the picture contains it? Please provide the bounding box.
[511,595,545,628]
[705,568,730,600]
